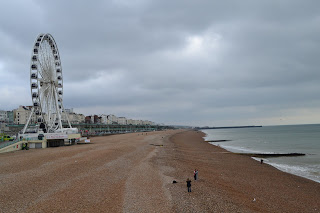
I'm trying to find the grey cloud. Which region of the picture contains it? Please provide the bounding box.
[1,0,320,126]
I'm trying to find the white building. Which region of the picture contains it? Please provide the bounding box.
[14,106,35,125]
[127,119,134,125]
[61,109,85,124]
[81,113,156,126]
[107,114,118,124]
[131,120,140,125]
[100,114,112,124]
[100,114,107,124]
[117,117,127,125]
[0,110,7,122]
[66,113,85,124]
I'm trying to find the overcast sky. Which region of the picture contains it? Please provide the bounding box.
[1,0,320,126]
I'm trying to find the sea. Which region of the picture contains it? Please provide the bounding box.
[201,124,320,183]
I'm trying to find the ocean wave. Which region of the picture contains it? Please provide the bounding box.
[210,143,320,183]
[266,162,320,183]
[211,143,275,154]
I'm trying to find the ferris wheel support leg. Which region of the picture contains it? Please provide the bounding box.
[53,87,63,130]
[62,104,72,128]
[22,107,35,134]
[48,85,54,127]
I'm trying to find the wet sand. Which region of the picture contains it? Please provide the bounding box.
[0,130,319,212]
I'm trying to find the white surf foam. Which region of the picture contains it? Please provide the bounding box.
[265,161,320,183]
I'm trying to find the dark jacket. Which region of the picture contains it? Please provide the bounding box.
[186,180,191,187]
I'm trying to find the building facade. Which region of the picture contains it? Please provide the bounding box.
[62,109,85,124]
[0,110,7,123]
[8,106,157,127]
[117,117,127,125]
[6,111,14,123]
[13,106,35,125]
[62,112,85,124]
[107,114,118,124]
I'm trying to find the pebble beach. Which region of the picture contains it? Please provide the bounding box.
[0,130,319,212]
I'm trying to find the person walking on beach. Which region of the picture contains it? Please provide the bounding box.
[186,178,192,192]
[194,169,198,180]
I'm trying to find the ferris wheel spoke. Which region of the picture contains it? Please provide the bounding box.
[39,84,50,98]
[43,51,51,78]
[39,43,49,68]
[43,44,51,73]
[38,61,45,78]
[45,41,55,76]
[38,47,50,79]
[38,55,48,75]
[42,41,50,65]
[43,42,53,77]
[37,66,44,79]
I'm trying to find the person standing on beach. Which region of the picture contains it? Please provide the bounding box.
[194,169,198,180]
[186,178,192,192]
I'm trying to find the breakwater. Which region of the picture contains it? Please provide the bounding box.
[197,125,262,130]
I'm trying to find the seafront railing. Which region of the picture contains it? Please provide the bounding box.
[0,140,20,149]
[0,137,40,150]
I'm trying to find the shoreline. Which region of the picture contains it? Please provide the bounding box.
[201,130,320,184]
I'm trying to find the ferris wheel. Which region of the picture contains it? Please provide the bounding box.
[23,33,72,133]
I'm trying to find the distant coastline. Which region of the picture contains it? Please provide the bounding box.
[196,125,262,130]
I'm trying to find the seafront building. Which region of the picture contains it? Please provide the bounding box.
[84,114,156,126]
[11,106,85,125]
[2,106,157,127]
[107,114,118,124]
[13,106,35,125]
[0,110,16,124]
[1,106,158,137]
[100,114,109,124]
[117,117,127,125]
[127,119,134,125]
[0,110,7,123]
[62,110,85,124]
[0,111,5,121]
[6,111,14,124]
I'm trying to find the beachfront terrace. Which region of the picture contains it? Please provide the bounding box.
[4,123,174,136]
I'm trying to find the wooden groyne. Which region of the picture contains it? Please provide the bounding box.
[236,153,306,158]
[205,140,231,142]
